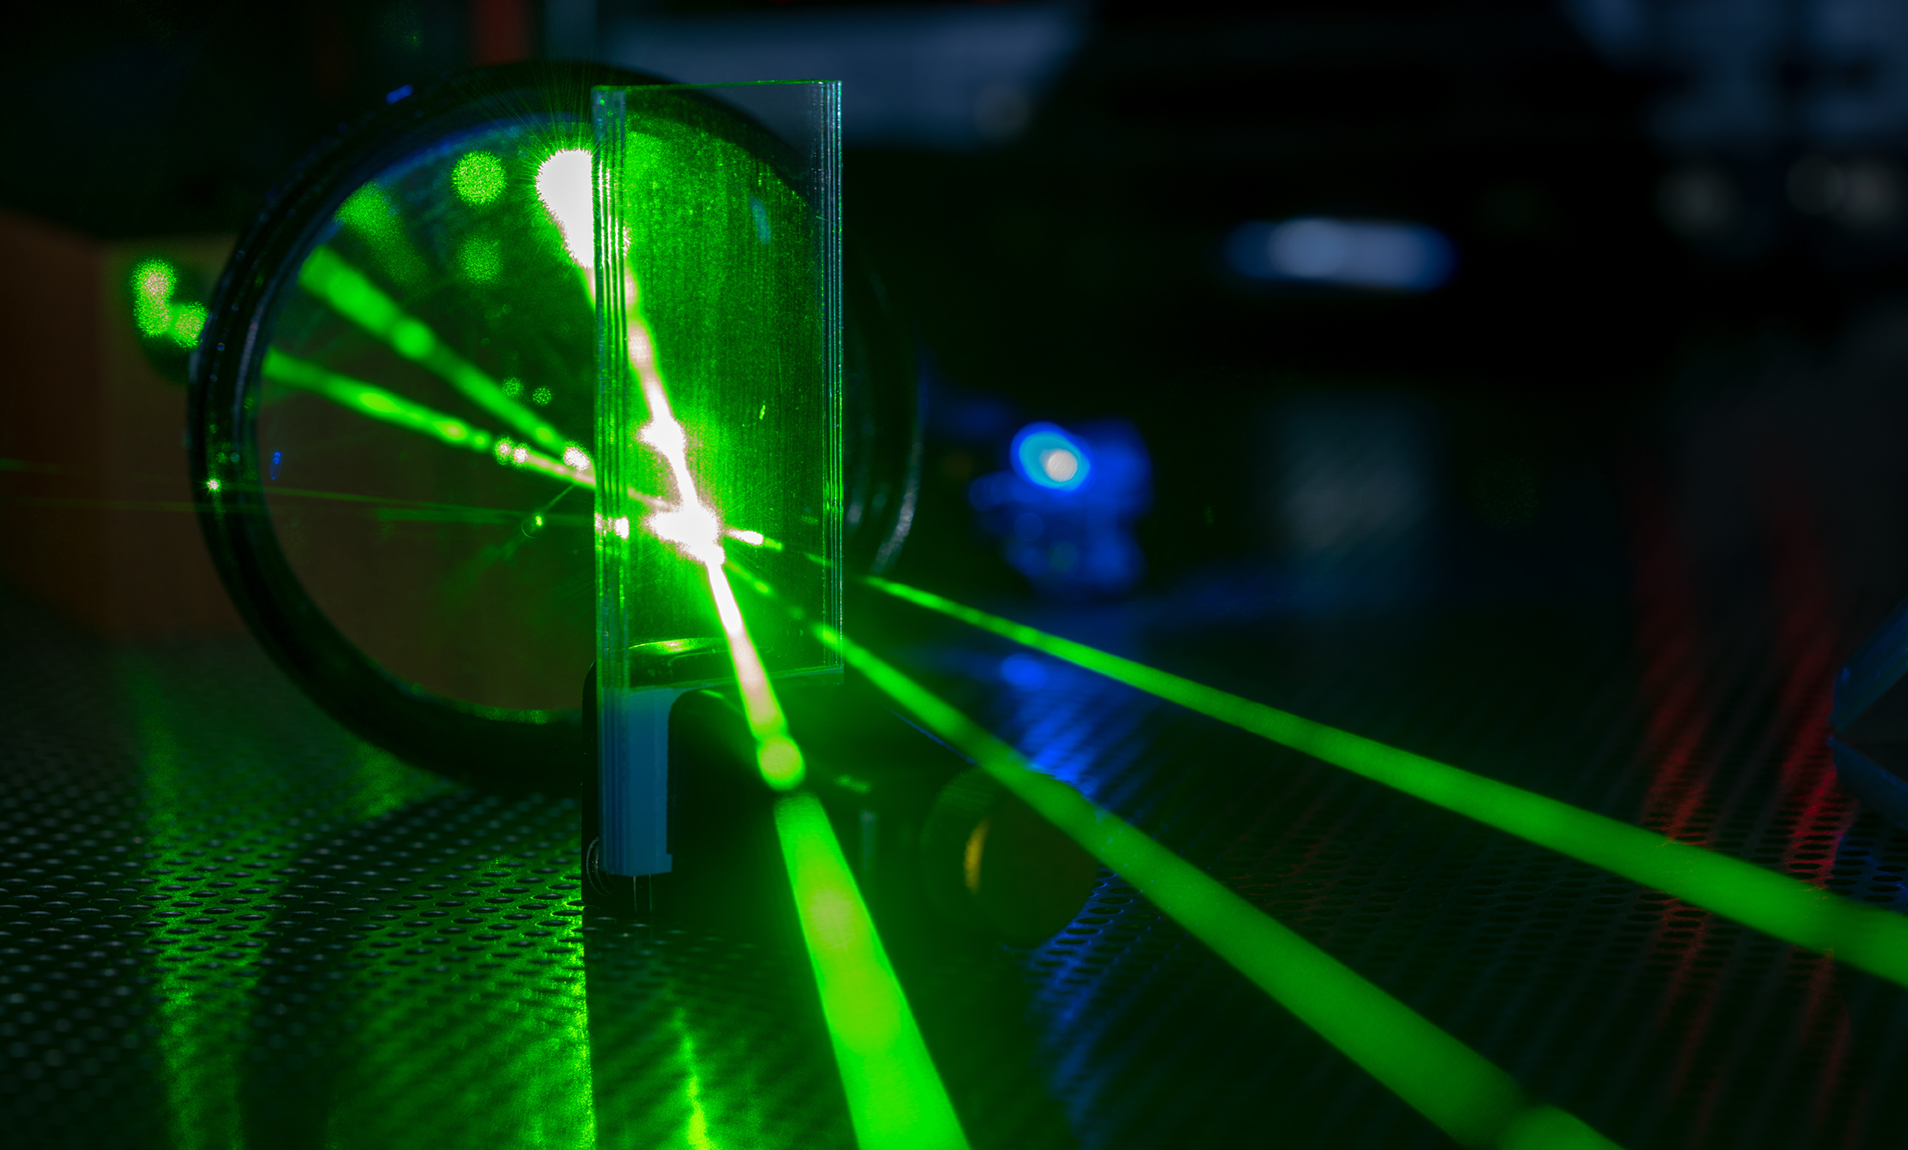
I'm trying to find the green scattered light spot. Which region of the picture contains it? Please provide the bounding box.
[169,302,208,348]
[459,235,502,283]
[867,576,1908,992]
[825,626,1615,1150]
[775,792,969,1149]
[390,317,435,358]
[532,386,553,406]
[756,735,805,792]
[204,478,220,493]
[503,377,524,398]
[334,182,428,286]
[452,151,507,205]
[131,258,177,336]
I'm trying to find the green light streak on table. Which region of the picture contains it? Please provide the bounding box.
[774,791,972,1150]
[122,654,453,1150]
[864,577,1908,990]
[820,627,1616,1150]
[296,245,569,451]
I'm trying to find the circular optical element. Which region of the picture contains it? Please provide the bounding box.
[189,63,921,790]
[1012,422,1091,491]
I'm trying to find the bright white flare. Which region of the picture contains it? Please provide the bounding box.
[536,149,595,272]
[649,504,725,565]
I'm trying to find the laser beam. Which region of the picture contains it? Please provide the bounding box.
[614,278,966,1146]
[813,624,1616,1150]
[862,577,1908,989]
[262,349,593,486]
[296,245,573,453]
[618,268,803,791]
[776,791,971,1150]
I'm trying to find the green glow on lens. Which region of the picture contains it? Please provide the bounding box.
[131,257,176,336]
[775,791,972,1150]
[335,182,428,286]
[262,348,596,487]
[864,577,1908,990]
[168,302,208,348]
[452,150,507,205]
[458,235,502,282]
[817,627,1614,1150]
[297,245,569,451]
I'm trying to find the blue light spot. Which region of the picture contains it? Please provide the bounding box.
[1000,653,1049,691]
[385,84,413,104]
[270,450,282,481]
[1226,217,1455,292]
[750,196,772,243]
[1012,422,1092,492]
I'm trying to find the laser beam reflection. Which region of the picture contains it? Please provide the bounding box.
[297,245,572,452]
[262,349,593,486]
[619,268,802,791]
[813,626,1616,1150]
[613,281,967,1147]
[863,577,1908,990]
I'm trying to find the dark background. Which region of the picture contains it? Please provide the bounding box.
[8,0,1904,618]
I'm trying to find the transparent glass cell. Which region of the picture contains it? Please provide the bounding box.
[593,81,842,875]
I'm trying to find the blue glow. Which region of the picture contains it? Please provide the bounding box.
[1227,218,1455,292]
[1000,653,1050,691]
[270,451,282,481]
[1013,422,1092,491]
[386,84,414,104]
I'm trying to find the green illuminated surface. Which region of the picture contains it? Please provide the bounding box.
[865,578,1908,989]
[775,791,971,1150]
[123,652,458,1150]
[818,628,1615,1150]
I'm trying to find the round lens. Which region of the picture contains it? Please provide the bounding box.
[191,64,918,789]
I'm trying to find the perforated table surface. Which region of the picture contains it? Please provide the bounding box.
[5,564,1908,1149]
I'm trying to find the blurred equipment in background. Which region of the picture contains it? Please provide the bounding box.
[602,1,1086,149]
[1566,0,1908,260]
[1266,392,1440,611]
[0,215,241,638]
[969,419,1152,598]
[1226,217,1457,293]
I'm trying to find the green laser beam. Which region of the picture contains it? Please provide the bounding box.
[606,275,963,1143]
[296,246,570,451]
[863,576,1908,989]
[265,347,496,453]
[775,791,972,1150]
[263,348,594,487]
[817,624,1616,1150]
